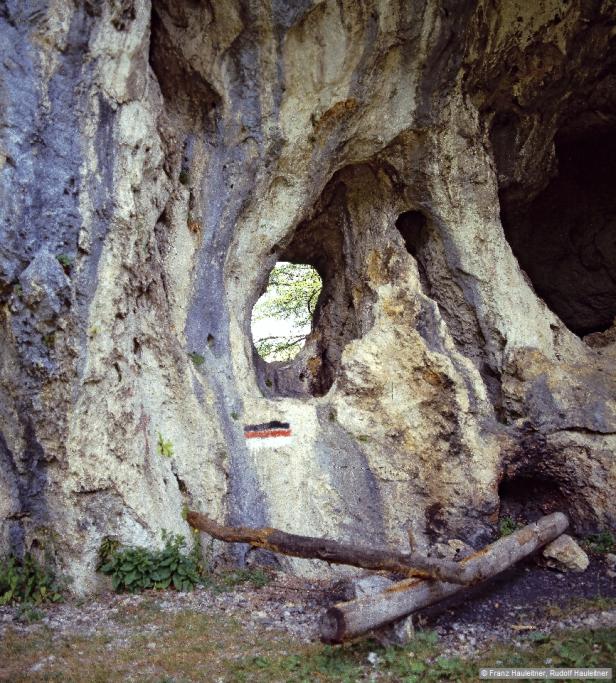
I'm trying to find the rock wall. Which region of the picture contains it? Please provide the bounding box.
[0,0,614,592]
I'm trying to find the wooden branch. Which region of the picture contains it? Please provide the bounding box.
[187,511,469,584]
[320,512,569,643]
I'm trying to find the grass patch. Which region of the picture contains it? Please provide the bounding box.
[1,597,613,681]
[583,530,615,554]
[229,627,616,682]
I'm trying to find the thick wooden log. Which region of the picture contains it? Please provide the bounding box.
[320,512,569,643]
[187,510,468,584]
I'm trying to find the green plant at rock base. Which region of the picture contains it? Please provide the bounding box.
[188,351,205,367]
[498,516,523,537]
[157,432,174,458]
[0,554,64,605]
[97,537,120,569]
[98,532,201,593]
[584,530,615,554]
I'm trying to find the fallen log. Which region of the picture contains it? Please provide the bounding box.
[320,511,569,643]
[187,510,468,584]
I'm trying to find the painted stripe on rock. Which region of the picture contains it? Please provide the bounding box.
[245,429,292,439]
[244,421,290,433]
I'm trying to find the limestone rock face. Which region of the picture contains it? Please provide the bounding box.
[0,1,615,592]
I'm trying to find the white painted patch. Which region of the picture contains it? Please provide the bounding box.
[246,436,294,449]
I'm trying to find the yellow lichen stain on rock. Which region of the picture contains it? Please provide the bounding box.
[307,356,321,379]
[421,368,447,387]
[382,298,405,318]
[367,249,387,285]
[314,98,359,129]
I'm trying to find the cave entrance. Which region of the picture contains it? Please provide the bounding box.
[498,473,567,525]
[499,120,616,338]
[251,262,322,362]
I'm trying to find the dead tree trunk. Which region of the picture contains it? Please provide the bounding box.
[187,510,468,584]
[320,512,569,643]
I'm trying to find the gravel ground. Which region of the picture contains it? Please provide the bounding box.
[1,556,614,657]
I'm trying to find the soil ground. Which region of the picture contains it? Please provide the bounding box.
[1,553,614,681]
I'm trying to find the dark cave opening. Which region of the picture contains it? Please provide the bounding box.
[395,210,428,258]
[498,474,568,525]
[395,209,433,295]
[499,122,616,337]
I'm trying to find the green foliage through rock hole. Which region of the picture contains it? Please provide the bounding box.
[0,554,64,605]
[251,261,322,361]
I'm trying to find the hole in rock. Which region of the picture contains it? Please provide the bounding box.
[499,122,616,337]
[395,210,428,258]
[395,209,432,294]
[498,474,567,524]
[251,167,377,398]
[252,262,322,362]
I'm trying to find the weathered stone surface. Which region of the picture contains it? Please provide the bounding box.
[431,539,475,562]
[542,534,590,573]
[0,1,614,592]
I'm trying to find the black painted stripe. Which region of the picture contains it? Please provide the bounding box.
[244,421,290,433]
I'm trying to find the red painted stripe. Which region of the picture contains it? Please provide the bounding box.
[244,429,292,439]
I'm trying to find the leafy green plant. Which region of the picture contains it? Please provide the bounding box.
[98,537,120,569]
[498,516,523,537]
[188,352,205,367]
[0,554,64,605]
[56,253,73,273]
[584,530,615,554]
[98,532,201,593]
[157,432,174,458]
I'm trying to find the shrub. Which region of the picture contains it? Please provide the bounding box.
[98,532,201,593]
[498,516,522,537]
[0,554,64,605]
[584,530,615,554]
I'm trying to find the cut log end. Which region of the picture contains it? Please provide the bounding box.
[320,607,346,644]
